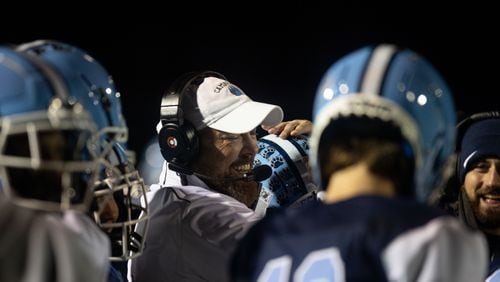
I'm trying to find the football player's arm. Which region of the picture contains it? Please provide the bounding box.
[382,217,488,282]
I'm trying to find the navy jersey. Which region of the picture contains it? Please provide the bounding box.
[231,196,487,282]
[485,234,500,281]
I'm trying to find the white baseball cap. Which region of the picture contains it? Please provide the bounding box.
[182,76,283,134]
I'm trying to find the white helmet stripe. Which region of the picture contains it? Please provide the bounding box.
[361,44,397,95]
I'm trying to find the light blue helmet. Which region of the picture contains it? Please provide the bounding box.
[17,40,125,134]
[138,137,164,186]
[311,44,456,203]
[253,134,318,214]
[17,40,149,261]
[0,46,100,211]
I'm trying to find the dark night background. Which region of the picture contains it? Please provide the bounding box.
[3,19,498,162]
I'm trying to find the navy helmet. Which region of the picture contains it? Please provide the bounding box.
[311,44,456,203]
[253,134,318,214]
[0,46,100,211]
[17,40,149,261]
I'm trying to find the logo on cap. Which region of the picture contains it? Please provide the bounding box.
[214,81,229,93]
[463,150,478,169]
[228,85,243,96]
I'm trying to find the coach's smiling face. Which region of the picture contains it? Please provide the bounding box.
[192,127,260,207]
[464,158,500,234]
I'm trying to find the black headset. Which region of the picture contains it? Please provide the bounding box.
[158,71,227,165]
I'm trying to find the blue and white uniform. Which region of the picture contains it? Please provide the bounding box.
[231,196,487,282]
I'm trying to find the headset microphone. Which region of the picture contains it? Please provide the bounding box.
[248,165,272,182]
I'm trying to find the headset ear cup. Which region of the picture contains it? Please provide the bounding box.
[158,121,199,165]
[182,121,199,163]
[158,70,223,165]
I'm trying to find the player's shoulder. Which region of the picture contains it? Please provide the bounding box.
[247,196,449,239]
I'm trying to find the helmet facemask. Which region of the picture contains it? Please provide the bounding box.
[91,125,149,261]
[0,99,100,212]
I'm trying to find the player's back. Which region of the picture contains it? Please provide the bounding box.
[231,195,486,282]
[0,196,110,282]
[0,196,38,282]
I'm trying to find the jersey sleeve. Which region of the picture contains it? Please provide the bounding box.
[382,216,488,282]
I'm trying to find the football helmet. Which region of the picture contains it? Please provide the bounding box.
[138,137,164,186]
[311,44,456,203]
[18,40,149,261]
[253,134,318,215]
[0,46,100,211]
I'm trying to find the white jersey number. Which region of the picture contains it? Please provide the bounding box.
[257,247,345,282]
[487,269,500,282]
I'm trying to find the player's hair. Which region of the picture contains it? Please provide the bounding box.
[320,135,414,197]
